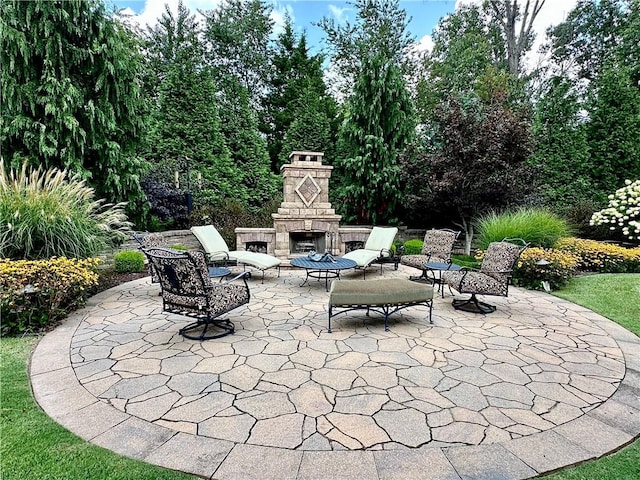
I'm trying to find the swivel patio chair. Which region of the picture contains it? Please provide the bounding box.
[401,229,460,292]
[133,232,165,284]
[191,225,281,283]
[342,226,398,279]
[442,238,528,314]
[144,247,250,340]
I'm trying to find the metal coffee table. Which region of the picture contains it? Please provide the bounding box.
[290,257,358,291]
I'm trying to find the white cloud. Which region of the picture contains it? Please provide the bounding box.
[118,0,221,30]
[328,4,347,23]
[271,3,294,37]
[415,34,434,53]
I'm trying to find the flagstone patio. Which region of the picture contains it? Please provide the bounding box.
[31,265,640,479]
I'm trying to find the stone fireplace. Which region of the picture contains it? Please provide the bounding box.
[236,151,373,265]
[272,151,341,259]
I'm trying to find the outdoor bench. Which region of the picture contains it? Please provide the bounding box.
[328,279,434,332]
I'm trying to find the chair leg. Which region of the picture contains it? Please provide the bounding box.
[452,294,496,314]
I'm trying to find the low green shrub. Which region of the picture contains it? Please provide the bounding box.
[476,208,571,250]
[0,257,100,335]
[170,245,188,251]
[555,237,640,273]
[515,247,579,290]
[451,254,481,269]
[114,251,145,273]
[0,160,132,260]
[402,239,423,255]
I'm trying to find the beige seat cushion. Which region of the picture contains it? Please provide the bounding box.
[330,279,433,306]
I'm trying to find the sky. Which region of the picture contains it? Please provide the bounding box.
[112,0,579,70]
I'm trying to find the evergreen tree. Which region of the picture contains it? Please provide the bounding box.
[264,16,337,171]
[202,0,273,107]
[338,54,414,224]
[531,76,593,208]
[587,63,640,195]
[0,0,146,204]
[217,80,280,210]
[142,1,239,221]
[280,85,333,166]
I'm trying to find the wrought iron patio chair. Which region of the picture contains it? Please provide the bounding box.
[133,232,165,284]
[442,238,529,313]
[401,229,460,290]
[144,247,250,340]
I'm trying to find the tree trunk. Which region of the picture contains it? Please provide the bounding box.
[489,0,546,76]
[454,215,474,256]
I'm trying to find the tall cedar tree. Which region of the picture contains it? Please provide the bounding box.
[319,0,415,96]
[280,84,334,166]
[338,55,414,224]
[264,16,337,171]
[203,0,273,108]
[531,76,593,209]
[0,0,146,205]
[217,80,280,211]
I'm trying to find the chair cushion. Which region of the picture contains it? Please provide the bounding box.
[364,226,398,252]
[231,251,281,270]
[480,241,525,282]
[443,271,508,296]
[400,254,430,270]
[421,229,457,261]
[341,249,382,267]
[330,279,433,306]
[191,225,230,255]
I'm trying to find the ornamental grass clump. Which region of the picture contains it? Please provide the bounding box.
[590,179,640,240]
[476,208,571,250]
[0,160,132,260]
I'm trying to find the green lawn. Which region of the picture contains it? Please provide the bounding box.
[0,337,197,480]
[545,273,640,480]
[1,274,638,479]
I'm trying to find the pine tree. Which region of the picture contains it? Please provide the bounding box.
[264,15,337,171]
[143,1,239,209]
[0,0,146,204]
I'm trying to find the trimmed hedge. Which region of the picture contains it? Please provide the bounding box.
[0,257,100,335]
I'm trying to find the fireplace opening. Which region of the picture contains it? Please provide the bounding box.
[246,241,268,253]
[290,232,326,254]
[345,240,364,253]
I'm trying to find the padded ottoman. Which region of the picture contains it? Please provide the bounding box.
[328,279,433,332]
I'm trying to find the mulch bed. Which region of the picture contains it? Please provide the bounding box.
[93,266,150,295]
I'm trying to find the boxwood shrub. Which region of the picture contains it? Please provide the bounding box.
[114,250,145,273]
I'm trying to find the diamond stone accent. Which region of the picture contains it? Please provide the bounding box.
[295,174,321,207]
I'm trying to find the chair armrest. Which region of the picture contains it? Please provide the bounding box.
[205,250,230,264]
[221,271,251,285]
[379,248,393,258]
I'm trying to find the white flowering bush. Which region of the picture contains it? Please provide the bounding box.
[590,180,640,240]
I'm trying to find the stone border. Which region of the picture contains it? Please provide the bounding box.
[30,281,640,480]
